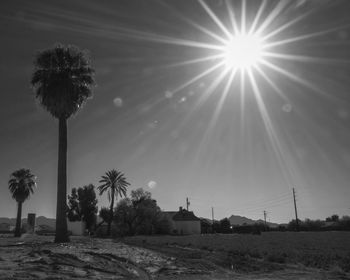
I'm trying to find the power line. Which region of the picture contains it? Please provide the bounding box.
[189,191,292,211]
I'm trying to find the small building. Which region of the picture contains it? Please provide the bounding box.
[165,207,201,235]
[27,213,36,234]
[0,223,11,232]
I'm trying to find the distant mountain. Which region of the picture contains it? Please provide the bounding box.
[229,215,278,228]
[228,215,255,225]
[199,215,279,228]
[36,216,56,228]
[0,216,56,229]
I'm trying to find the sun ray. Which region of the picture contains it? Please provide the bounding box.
[156,0,228,45]
[247,69,296,188]
[169,61,225,96]
[207,69,237,132]
[193,66,231,111]
[262,11,313,41]
[255,0,290,36]
[248,0,267,35]
[264,24,350,48]
[163,54,225,69]
[193,69,237,166]
[262,52,350,64]
[117,29,224,50]
[198,0,232,39]
[254,65,289,102]
[241,0,246,34]
[225,0,240,34]
[190,69,233,164]
[260,59,336,101]
[239,70,246,140]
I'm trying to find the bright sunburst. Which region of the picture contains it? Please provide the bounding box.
[110,0,349,188]
[223,33,264,71]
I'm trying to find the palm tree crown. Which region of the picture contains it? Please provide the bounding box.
[8,168,36,202]
[8,168,36,237]
[98,170,129,200]
[31,44,95,119]
[98,169,129,235]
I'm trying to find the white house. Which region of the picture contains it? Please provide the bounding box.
[165,207,201,235]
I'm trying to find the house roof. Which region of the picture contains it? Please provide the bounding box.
[173,209,200,221]
[163,211,177,219]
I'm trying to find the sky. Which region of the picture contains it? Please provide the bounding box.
[1,0,350,223]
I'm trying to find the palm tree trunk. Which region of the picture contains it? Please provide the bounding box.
[14,201,22,237]
[107,188,115,236]
[55,117,69,243]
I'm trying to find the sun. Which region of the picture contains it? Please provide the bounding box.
[223,33,264,71]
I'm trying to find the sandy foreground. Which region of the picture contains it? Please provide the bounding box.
[0,235,348,280]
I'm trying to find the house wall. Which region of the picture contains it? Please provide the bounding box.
[67,221,86,235]
[174,220,200,235]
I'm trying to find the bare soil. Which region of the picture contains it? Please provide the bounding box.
[0,234,349,280]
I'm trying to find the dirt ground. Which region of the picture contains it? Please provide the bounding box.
[0,234,349,280]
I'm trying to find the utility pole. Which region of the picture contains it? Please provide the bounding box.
[263,210,267,231]
[186,197,190,211]
[293,188,299,231]
[212,206,215,233]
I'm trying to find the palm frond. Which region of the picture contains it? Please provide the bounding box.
[31,44,95,119]
[8,168,36,202]
[98,169,130,201]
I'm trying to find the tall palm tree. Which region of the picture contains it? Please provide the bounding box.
[8,168,36,237]
[31,44,95,243]
[98,170,130,236]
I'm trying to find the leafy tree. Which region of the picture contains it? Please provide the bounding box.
[31,44,95,243]
[326,214,339,222]
[113,188,170,236]
[219,218,231,233]
[303,219,325,231]
[98,170,130,236]
[114,198,136,236]
[212,221,221,233]
[78,184,98,230]
[155,212,172,235]
[67,188,80,222]
[8,168,36,237]
[287,219,302,231]
[99,207,112,225]
[131,188,152,205]
[67,184,98,231]
[130,188,159,234]
[339,216,350,230]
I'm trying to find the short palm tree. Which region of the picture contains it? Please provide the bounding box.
[98,170,130,236]
[8,168,36,237]
[31,44,95,243]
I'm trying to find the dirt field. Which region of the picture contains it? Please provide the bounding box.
[125,232,350,270]
[0,232,349,279]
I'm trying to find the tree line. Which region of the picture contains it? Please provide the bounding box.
[66,179,172,237]
[209,215,350,235]
[8,166,171,238]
